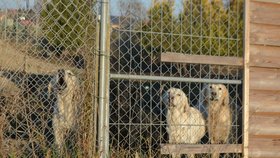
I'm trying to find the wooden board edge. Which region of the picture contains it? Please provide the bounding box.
[161,53,243,66]
[160,144,243,154]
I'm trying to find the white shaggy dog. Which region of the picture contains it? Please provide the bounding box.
[205,84,232,158]
[165,88,206,158]
[48,69,81,149]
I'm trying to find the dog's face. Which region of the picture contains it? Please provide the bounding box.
[57,69,66,91]
[207,84,228,103]
[54,69,77,92]
[164,88,188,110]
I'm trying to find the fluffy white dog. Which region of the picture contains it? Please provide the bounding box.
[48,69,81,149]
[165,88,206,158]
[205,84,232,158]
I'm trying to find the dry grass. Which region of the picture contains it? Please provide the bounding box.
[0,39,99,157]
[0,97,28,158]
[0,40,75,74]
[0,39,83,93]
[0,78,20,95]
[0,114,5,154]
[1,139,29,157]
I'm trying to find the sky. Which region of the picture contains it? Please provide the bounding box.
[110,0,182,16]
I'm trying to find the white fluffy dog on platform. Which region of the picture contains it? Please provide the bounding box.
[48,69,81,149]
[164,88,206,158]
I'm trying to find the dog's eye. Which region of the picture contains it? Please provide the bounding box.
[67,72,73,76]
[209,86,212,89]
[219,87,222,90]
[177,94,181,96]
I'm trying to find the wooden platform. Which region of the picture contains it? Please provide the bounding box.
[161,53,243,66]
[160,144,243,154]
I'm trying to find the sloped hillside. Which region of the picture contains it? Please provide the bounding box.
[0,40,78,93]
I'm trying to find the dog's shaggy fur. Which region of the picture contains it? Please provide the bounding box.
[205,84,232,158]
[48,69,81,149]
[165,88,205,158]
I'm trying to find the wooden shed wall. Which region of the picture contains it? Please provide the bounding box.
[249,1,280,157]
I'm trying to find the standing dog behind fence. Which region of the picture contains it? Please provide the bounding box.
[205,84,232,158]
[48,69,81,150]
[164,88,206,158]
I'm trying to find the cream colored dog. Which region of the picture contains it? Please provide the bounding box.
[206,84,232,158]
[48,69,81,149]
[165,88,206,158]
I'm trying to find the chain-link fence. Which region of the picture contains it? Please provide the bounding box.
[110,0,244,157]
[0,0,244,157]
[0,0,100,157]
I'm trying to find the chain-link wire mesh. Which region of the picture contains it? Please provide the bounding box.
[110,0,244,157]
[0,0,100,157]
[0,0,245,157]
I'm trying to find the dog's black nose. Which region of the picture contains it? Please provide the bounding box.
[211,92,217,96]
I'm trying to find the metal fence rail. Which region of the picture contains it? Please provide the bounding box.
[110,74,242,84]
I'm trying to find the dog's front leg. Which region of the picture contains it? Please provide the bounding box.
[53,115,65,150]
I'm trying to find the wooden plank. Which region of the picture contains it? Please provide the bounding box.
[250,45,280,68]
[161,53,243,66]
[251,1,280,26]
[252,0,280,4]
[250,150,280,158]
[249,137,280,148]
[160,144,242,154]
[243,1,250,157]
[250,67,280,91]
[250,135,280,139]
[249,137,280,157]
[250,112,280,117]
[251,23,280,47]
[249,115,280,135]
[250,90,280,113]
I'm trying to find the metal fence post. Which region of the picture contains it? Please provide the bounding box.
[98,0,110,157]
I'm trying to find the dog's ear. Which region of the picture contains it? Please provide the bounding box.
[47,82,54,99]
[182,94,190,112]
[47,83,52,99]
[183,101,190,113]
[202,83,210,104]
[222,88,229,106]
